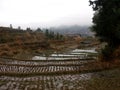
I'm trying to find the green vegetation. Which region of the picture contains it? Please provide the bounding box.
[45,29,64,40]
[89,0,120,60]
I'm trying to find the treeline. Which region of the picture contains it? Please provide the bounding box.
[0,26,43,44]
[0,25,64,44]
[45,29,64,40]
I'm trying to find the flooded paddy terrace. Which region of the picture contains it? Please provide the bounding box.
[0,49,119,90]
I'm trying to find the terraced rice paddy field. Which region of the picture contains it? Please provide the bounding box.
[0,58,94,90]
[0,59,95,76]
[0,73,92,90]
[0,49,120,90]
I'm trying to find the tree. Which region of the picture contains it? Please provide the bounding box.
[89,0,120,60]
[49,31,55,39]
[10,24,13,29]
[56,32,60,40]
[18,26,21,30]
[45,29,49,39]
[36,28,42,32]
[26,27,32,32]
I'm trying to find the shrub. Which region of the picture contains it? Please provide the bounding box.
[101,45,115,61]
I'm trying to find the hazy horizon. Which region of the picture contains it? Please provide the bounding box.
[0,0,94,29]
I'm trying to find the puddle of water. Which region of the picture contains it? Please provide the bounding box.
[32,56,78,60]
[72,49,97,53]
[32,49,98,60]
[51,54,83,57]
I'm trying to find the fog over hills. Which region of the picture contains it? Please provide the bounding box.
[49,25,94,36]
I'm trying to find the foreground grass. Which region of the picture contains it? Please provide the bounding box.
[85,68,120,90]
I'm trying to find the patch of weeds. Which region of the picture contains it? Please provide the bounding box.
[0,81,7,87]
[85,77,120,90]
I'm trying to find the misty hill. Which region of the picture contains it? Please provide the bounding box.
[49,25,94,37]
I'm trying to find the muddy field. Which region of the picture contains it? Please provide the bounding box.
[0,49,120,90]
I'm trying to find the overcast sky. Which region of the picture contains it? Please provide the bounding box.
[0,0,94,28]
